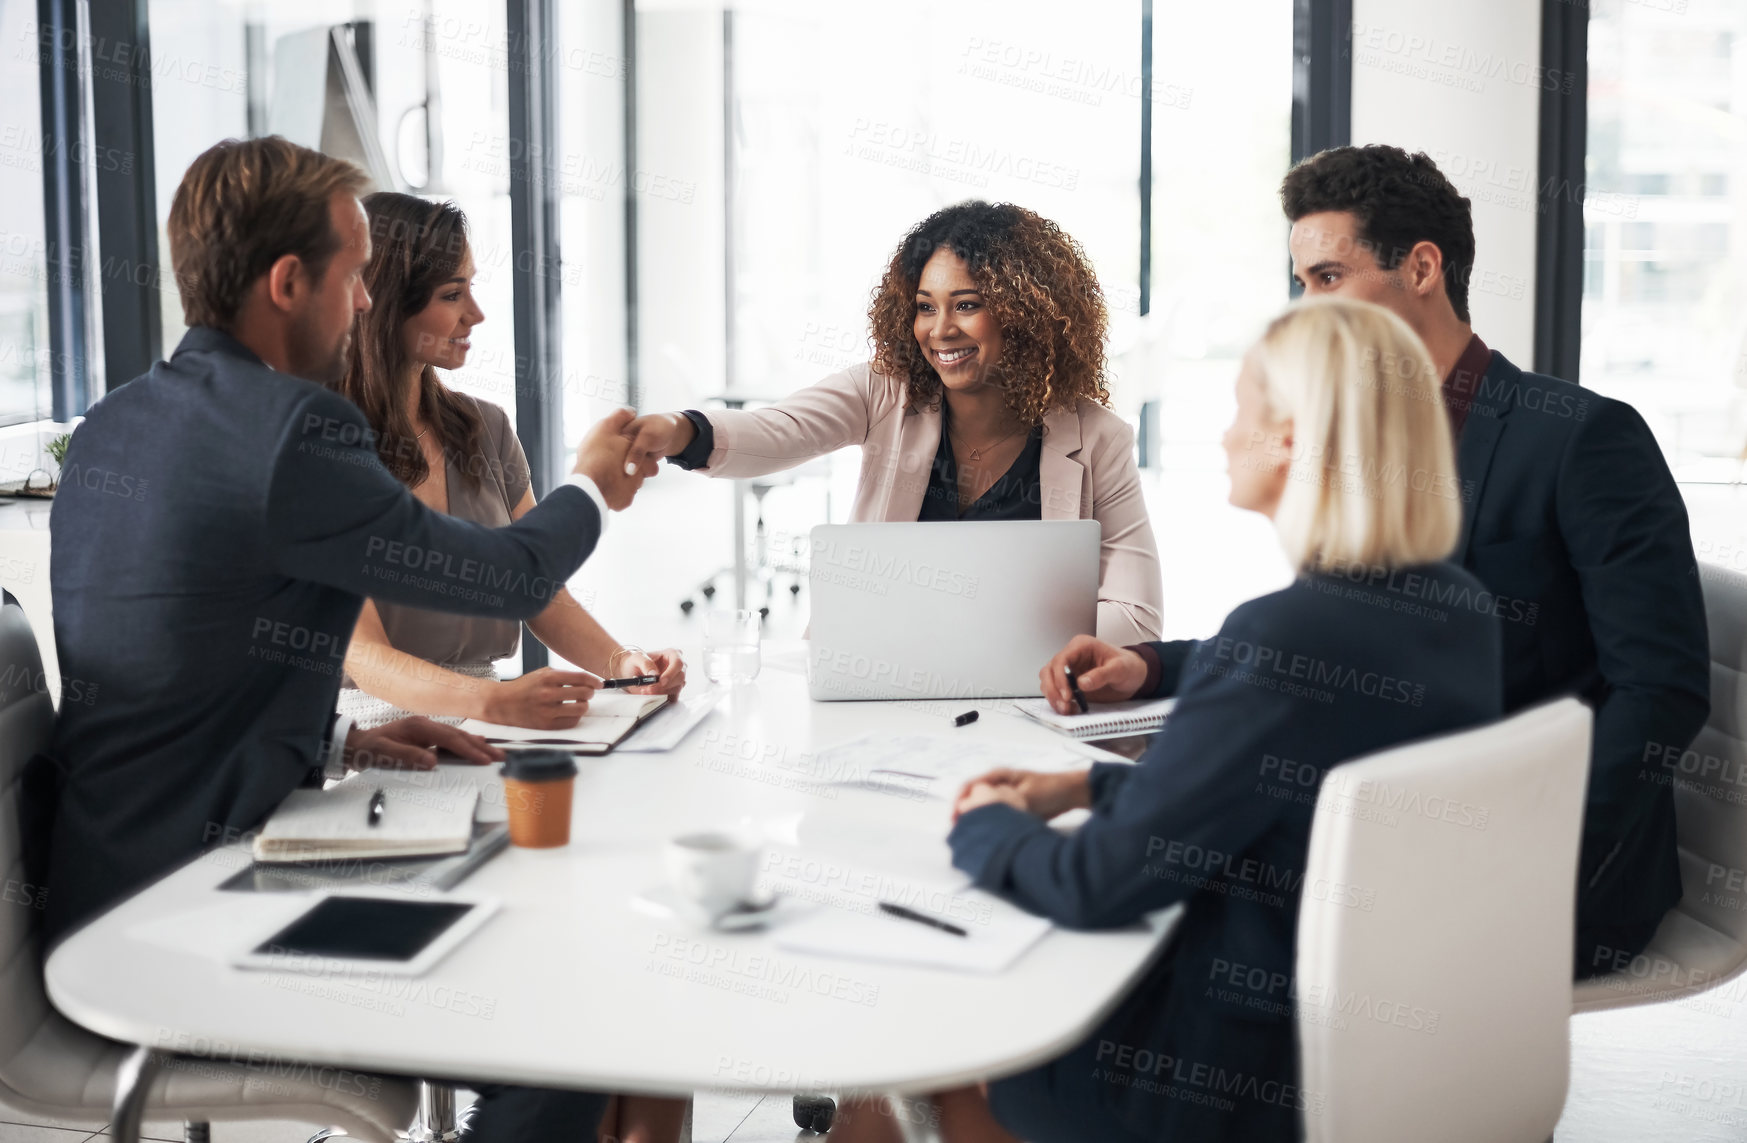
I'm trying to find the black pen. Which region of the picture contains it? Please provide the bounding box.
[1063,664,1090,713]
[600,674,659,689]
[879,901,968,937]
[367,789,386,827]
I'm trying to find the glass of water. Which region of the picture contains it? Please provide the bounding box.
[703,609,762,684]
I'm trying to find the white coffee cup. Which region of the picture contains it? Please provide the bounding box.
[666,830,760,916]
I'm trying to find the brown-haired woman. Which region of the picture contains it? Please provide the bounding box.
[330,192,684,739]
[332,192,688,1143]
[623,200,1163,644]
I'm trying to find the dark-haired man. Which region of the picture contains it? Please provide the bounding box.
[37,136,648,1140]
[1280,143,1709,976]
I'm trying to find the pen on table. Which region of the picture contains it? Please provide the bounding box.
[952,709,978,728]
[1063,664,1090,713]
[878,901,968,937]
[599,674,659,689]
[366,789,386,827]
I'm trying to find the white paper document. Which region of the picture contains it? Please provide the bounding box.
[615,684,724,752]
[801,733,1099,798]
[773,886,1051,974]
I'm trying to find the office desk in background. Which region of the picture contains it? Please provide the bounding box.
[46,647,1180,1103]
[0,498,55,690]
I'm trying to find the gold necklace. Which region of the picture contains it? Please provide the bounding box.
[947,423,1023,463]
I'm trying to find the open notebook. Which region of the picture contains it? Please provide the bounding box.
[252,769,480,863]
[1014,695,1176,740]
[459,692,669,755]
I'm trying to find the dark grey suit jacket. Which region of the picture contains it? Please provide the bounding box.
[37,327,602,942]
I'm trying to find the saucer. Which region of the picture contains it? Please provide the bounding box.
[633,884,801,931]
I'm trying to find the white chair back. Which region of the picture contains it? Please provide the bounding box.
[1575,561,1747,1011]
[1296,698,1591,1143]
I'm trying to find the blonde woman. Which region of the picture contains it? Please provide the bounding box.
[830,300,1506,1143]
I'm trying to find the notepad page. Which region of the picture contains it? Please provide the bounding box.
[459,692,668,748]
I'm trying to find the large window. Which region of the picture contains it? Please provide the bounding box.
[145,0,522,421]
[1583,0,1747,478]
[0,0,54,436]
[632,1,1143,415]
[1144,1,1293,471]
[599,0,1295,639]
[105,0,1297,642]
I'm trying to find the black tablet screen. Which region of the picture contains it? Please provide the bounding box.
[252,897,475,962]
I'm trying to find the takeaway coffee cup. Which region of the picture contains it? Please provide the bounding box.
[665,830,760,916]
[500,749,578,848]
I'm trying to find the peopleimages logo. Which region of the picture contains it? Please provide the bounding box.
[1202,636,1426,706]
[810,537,978,598]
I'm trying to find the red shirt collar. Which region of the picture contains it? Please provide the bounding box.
[1440,333,1491,440]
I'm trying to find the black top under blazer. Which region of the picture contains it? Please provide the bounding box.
[36,327,602,943]
[950,563,1504,1141]
[1453,349,1709,956]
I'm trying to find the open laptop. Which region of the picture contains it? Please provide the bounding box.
[807,520,1100,700]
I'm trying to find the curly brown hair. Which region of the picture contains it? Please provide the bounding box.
[869,201,1109,428]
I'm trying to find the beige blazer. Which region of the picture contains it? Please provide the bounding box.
[699,363,1164,644]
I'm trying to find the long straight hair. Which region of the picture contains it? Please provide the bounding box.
[1254,299,1461,573]
[334,192,486,490]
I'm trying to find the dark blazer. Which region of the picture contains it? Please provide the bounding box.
[37,327,601,943]
[1454,349,1708,959]
[951,564,1503,1142]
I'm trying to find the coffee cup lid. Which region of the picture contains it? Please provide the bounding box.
[500,749,579,782]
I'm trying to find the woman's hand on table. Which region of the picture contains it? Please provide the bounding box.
[1039,635,1149,715]
[346,717,504,771]
[952,768,1092,822]
[481,667,599,729]
[624,648,686,695]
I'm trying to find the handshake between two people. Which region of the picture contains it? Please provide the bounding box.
[571,409,702,512]
[952,634,1152,822]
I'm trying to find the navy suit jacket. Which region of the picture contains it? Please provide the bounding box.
[951,565,1503,1140]
[1454,349,1708,953]
[37,328,601,942]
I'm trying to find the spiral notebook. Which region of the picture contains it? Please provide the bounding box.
[1013,695,1176,741]
[252,769,480,863]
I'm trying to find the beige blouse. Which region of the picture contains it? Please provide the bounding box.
[343,397,531,679]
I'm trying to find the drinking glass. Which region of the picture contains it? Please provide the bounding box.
[703,609,761,684]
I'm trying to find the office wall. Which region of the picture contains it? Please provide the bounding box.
[1350,0,1544,363]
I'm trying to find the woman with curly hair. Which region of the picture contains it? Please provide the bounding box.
[623,200,1163,643]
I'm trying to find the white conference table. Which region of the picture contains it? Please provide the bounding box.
[47,644,1179,1112]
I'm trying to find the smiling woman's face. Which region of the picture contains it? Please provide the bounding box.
[401,246,484,373]
[913,248,1004,393]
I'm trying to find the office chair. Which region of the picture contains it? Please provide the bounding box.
[1573,561,1747,1013]
[1296,697,1590,1143]
[0,590,421,1143]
